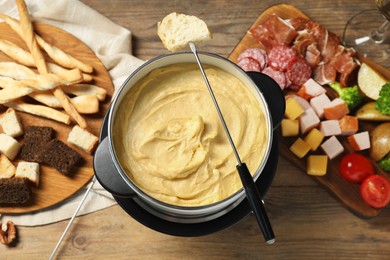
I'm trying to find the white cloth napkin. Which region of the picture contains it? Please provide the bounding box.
[0,0,145,226]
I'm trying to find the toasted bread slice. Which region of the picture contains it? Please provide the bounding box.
[157,12,211,52]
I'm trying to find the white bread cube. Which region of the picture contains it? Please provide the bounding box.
[0,133,22,160]
[0,108,23,137]
[67,126,99,154]
[0,154,16,178]
[15,161,40,186]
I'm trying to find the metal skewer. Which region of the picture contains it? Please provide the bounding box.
[189,42,275,244]
[49,177,96,259]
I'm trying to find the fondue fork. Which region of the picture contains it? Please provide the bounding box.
[49,177,96,259]
[189,42,275,244]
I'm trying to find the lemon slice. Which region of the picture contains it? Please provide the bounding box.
[358,63,387,100]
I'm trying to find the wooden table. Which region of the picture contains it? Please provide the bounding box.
[3,1,390,259]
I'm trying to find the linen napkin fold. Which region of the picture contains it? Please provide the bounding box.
[0,0,145,226]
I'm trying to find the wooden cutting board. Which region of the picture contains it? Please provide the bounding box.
[0,22,114,214]
[229,4,390,218]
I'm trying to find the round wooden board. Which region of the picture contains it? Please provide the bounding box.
[229,4,390,218]
[0,22,114,214]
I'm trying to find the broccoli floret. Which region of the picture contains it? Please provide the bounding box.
[375,82,390,115]
[329,82,365,111]
[378,155,390,172]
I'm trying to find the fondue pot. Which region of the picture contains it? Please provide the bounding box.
[94,52,285,233]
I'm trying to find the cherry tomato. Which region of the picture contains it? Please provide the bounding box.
[360,175,390,208]
[339,153,375,183]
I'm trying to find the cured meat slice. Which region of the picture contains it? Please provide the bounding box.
[286,57,311,89]
[249,14,298,51]
[268,45,297,71]
[237,57,261,72]
[238,48,268,70]
[289,17,309,30]
[262,66,287,89]
[305,44,321,67]
[313,62,337,85]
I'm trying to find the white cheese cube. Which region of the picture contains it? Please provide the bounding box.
[0,133,22,160]
[0,108,23,137]
[321,136,344,159]
[67,126,99,154]
[15,161,40,186]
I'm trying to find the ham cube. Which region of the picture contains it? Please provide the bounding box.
[323,98,350,120]
[321,136,344,159]
[310,93,331,118]
[299,107,320,134]
[297,78,327,100]
[339,115,358,135]
[348,131,371,151]
[319,120,342,136]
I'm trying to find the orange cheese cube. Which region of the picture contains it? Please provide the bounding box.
[304,128,324,151]
[285,98,304,120]
[281,119,299,137]
[290,138,311,158]
[307,155,328,176]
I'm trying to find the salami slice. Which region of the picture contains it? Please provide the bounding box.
[238,48,268,70]
[268,44,297,71]
[262,66,287,89]
[286,57,312,89]
[237,57,261,72]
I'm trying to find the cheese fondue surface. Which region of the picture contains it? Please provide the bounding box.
[113,63,268,206]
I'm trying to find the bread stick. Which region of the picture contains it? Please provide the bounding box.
[53,87,88,128]
[0,14,92,73]
[6,100,71,125]
[0,39,35,67]
[15,0,48,74]
[0,61,37,79]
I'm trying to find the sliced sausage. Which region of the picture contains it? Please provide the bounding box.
[268,44,297,71]
[238,48,268,70]
[262,66,287,89]
[236,57,262,72]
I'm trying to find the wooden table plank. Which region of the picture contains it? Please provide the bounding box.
[2,0,389,259]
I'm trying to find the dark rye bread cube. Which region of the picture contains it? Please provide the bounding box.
[0,178,32,204]
[20,126,55,162]
[38,139,83,175]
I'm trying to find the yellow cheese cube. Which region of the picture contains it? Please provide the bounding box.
[290,138,311,158]
[285,98,304,120]
[307,155,328,176]
[304,128,325,151]
[281,119,299,137]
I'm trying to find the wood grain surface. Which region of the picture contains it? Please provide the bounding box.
[0,22,113,213]
[228,3,390,218]
[2,1,389,259]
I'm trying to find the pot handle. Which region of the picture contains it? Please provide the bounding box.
[247,72,285,129]
[94,137,135,198]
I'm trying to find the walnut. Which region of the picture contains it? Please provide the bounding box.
[0,221,17,245]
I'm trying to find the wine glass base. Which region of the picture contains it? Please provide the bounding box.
[343,9,390,68]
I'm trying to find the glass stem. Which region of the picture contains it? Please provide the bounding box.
[371,20,390,43]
